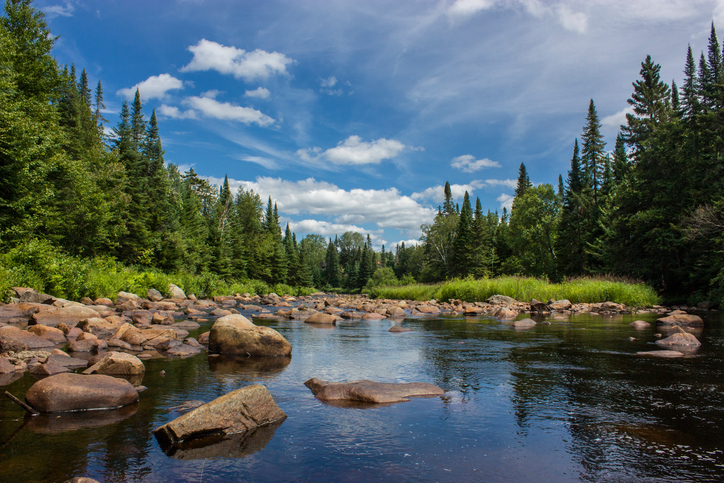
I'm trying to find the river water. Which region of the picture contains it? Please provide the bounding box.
[1,309,724,482]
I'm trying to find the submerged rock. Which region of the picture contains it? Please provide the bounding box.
[511,318,537,328]
[25,373,139,413]
[304,313,337,325]
[154,384,286,447]
[304,378,444,404]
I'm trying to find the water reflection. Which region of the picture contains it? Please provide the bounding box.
[27,404,138,434]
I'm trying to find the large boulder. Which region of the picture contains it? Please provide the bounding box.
[549,299,572,311]
[24,373,139,413]
[305,378,444,404]
[154,385,286,446]
[655,326,701,348]
[116,291,142,304]
[30,306,101,328]
[494,306,518,320]
[77,317,121,340]
[208,315,291,357]
[386,306,407,318]
[27,325,67,344]
[511,318,537,328]
[487,295,518,305]
[656,313,704,328]
[414,305,440,315]
[147,288,164,302]
[0,326,56,352]
[630,320,651,329]
[83,351,145,376]
[168,284,187,300]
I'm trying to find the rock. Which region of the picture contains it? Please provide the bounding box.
[487,295,518,305]
[76,331,98,341]
[630,320,651,329]
[77,317,121,340]
[25,373,139,413]
[152,312,175,325]
[168,284,187,300]
[210,308,232,317]
[0,326,56,351]
[47,353,88,369]
[116,291,142,304]
[549,299,572,311]
[184,337,203,349]
[305,378,444,404]
[63,477,102,483]
[27,325,67,344]
[494,306,517,320]
[388,325,413,332]
[83,351,145,376]
[511,318,537,328]
[29,362,70,376]
[530,299,547,312]
[656,313,704,327]
[304,313,337,325]
[30,306,101,328]
[107,338,133,350]
[154,385,286,446]
[386,306,407,318]
[68,338,108,353]
[0,357,16,373]
[697,301,718,310]
[198,332,210,345]
[655,327,701,348]
[462,305,484,315]
[208,315,292,357]
[19,290,55,304]
[147,288,164,302]
[94,298,114,306]
[166,344,201,357]
[362,312,386,319]
[415,305,440,314]
[637,350,685,358]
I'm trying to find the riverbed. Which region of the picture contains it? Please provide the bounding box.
[1,309,723,482]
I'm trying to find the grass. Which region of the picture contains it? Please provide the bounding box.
[368,276,661,307]
[0,239,316,302]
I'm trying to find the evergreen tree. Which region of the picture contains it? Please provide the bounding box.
[452,191,474,277]
[681,45,700,119]
[442,181,455,216]
[514,163,532,200]
[323,239,341,287]
[581,99,606,203]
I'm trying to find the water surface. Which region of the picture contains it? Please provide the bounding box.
[2,310,723,482]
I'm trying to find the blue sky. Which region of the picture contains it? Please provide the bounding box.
[38,0,722,249]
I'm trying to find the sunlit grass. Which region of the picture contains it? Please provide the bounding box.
[369,276,660,307]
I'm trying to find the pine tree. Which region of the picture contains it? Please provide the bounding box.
[514,163,532,200]
[323,239,341,287]
[556,139,586,276]
[442,181,455,216]
[452,191,474,277]
[681,45,700,119]
[581,99,606,204]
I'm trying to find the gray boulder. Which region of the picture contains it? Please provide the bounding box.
[168,284,186,300]
[487,294,518,305]
[154,385,286,446]
[208,315,291,357]
[511,318,537,328]
[147,288,164,302]
[25,373,139,413]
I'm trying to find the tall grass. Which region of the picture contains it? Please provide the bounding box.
[369,276,660,307]
[0,239,316,302]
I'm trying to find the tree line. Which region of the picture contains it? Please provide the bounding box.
[1,1,722,302]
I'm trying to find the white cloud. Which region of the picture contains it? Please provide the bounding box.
[203,176,436,234]
[483,179,517,189]
[245,87,271,99]
[180,39,293,81]
[237,155,279,170]
[451,154,501,172]
[117,74,184,100]
[497,193,514,212]
[411,181,485,203]
[200,89,221,99]
[601,106,634,133]
[556,5,588,34]
[42,2,75,18]
[184,96,275,126]
[320,76,338,88]
[289,219,366,236]
[158,104,198,119]
[448,0,496,18]
[298,136,408,166]
[395,239,422,247]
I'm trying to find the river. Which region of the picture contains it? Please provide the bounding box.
[1,309,723,482]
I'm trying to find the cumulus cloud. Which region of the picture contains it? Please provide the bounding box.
[451,154,501,172]
[158,104,198,119]
[448,0,496,18]
[180,39,293,81]
[483,179,517,189]
[203,176,436,234]
[601,106,634,133]
[117,74,184,100]
[245,87,271,99]
[411,181,485,203]
[497,193,514,211]
[320,76,338,88]
[298,136,408,166]
[556,5,588,33]
[184,96,275,125]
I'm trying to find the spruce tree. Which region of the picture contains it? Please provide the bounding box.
[452,191,474,277]
[581,99,606,204]
[442,181,455,216]
[323,239,341,287]
[681,45,700,119]
[514,163,532,200]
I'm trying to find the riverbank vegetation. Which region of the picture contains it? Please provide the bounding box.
[367,276,660,308]
[0,2,721,306]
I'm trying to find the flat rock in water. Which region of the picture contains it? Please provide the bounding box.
[549,299,572,310]
[304,378,444,404]
[637,350,685,358]
[630,320,651,329]
[511,318,537,328]
[154,384,286,446]
[655,329,701,348]
[47,353,88,369]
[656,313,704,327]
[304,313,337,325]
[389,325,413,332]
[25,373,139,413]
[415,305,441,314]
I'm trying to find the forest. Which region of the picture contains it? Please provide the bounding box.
[0,1,722,304]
